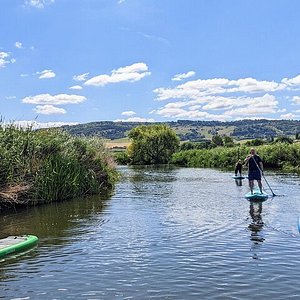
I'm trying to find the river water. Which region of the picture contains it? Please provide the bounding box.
[0,166,300,299]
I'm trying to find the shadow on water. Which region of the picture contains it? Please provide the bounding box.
[248,201,265,260]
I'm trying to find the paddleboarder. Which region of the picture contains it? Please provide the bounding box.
[244,148,264,194]
[234,159,243,176]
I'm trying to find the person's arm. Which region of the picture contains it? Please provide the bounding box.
[243,155,251,165]
[259,161,263,173]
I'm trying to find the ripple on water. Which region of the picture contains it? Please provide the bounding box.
[1,167,300,299]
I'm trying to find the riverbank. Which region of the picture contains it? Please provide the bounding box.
[0,124,118,210]
[171,142,300,172]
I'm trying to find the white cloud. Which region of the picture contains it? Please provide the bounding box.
[73,72,89,81]
[151,94,278,121]
[280,113,297,119]
[84,62,151,87]
[114,117,155,122]
[22,93,86,105]
[24,0,55,8]
[121,111,136,116]
[154,77,285,101]
[34,104,67,115]
[282,75,300,87]
[38,69,56,79]
[69,85,83,90]
[293,96,300,104]
[10,120,78,129]
[152,106,230,121]
[20,73,29,77]
[5,96,16,100]
[172,71,196,81]
[15,42,23,49]
[118,0,126,3]
[0,52,14,68]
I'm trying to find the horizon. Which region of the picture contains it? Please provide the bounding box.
[2,1,300,128]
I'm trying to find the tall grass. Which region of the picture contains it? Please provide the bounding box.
[171,143,300,172]
[0,124,117,206]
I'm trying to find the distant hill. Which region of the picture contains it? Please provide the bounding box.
[61,119,300,141]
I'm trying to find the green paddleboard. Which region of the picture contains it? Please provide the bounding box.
[0,235,38,259]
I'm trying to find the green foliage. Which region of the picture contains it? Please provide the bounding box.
[212,135,224,146]
[273,136,294,144]
[128,124,180,165]
[245,139,265,146]
[223,136,234,147]
[172,143,300,172]
[180,141,213,151]
[0,124,117,205]
[113,151,130,165]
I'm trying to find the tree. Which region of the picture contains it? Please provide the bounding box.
[127,124,180,165]
[223,136,234,147]
[212,134,223,146]
[274,136,293,144]
[245,138,265,146]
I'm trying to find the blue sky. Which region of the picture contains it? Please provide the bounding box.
[2,0,300,127]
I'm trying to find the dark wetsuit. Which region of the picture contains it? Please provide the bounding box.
[247,155,262,180]
[234,162,243,176]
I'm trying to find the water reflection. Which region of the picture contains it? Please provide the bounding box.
[248,202,265,259]
[235,179,243,186]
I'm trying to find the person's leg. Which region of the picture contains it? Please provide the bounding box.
[249,180,254,194]
[257,180,263,193]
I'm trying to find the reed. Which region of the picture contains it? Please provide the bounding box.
[0,123,117,206]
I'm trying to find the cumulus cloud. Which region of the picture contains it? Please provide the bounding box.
[114,117,155,122]
[84,62,151,87]
[34,104,67,115]
[121,111,136,116]
[15,42,23,49]
[154,77,285,101]
[69,85,83,90]
[152,93,278,121]
[24,0,55,8]
[22,93,86,105]
[280,113,298,119]
[38,69,56,79]
[172,71,196,81]
[282,75,300,87]
[0,52,14,68]
[73,72,89,81]
[10,120,78,129]
[293,96,300,104]
[152,106,230,121]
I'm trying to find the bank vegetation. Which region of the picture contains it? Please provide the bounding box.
[0,124,117,210]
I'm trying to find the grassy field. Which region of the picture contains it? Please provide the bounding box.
[105,137,131,149]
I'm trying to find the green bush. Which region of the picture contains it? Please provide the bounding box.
[128,124,180,165]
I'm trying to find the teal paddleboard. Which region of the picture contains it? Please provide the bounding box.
[0,235,38,259]
[245,190,268,201]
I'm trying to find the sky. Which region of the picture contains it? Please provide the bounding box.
[2,0,300,128]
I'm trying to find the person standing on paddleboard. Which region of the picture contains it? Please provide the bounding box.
[244,148,264,194]
[234,160,243,176]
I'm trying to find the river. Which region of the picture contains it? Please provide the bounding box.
[1,166,300,299]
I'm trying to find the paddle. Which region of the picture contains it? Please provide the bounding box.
[250,155,276,197]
